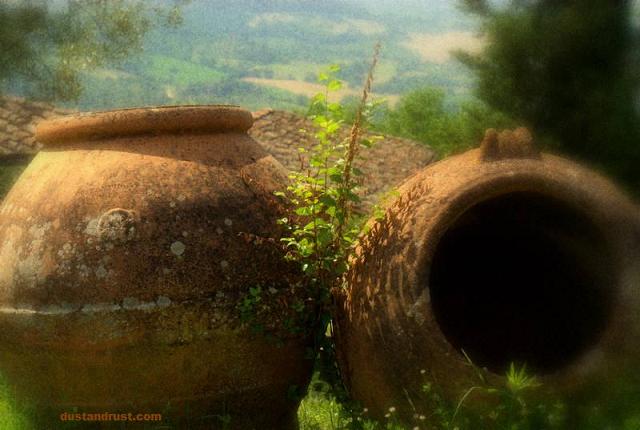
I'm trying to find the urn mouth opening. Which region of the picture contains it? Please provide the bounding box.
[35,105,254,145]
[429,191,616,375]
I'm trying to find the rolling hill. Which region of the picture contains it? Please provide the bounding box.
[68,0,482,112]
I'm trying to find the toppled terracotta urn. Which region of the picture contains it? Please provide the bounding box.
[0,106,312,429]
[334,128,640,426]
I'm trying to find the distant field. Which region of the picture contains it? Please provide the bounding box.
[242,77,400,105]
[371,62,397,85]
[250,60,397,86]
[91,68,135,80]
[64,0,481,113]
[248,12,386,36]
[249,61,327,81]
[325,18,386,35]
[148,55,225,86]
[402,31,484,64]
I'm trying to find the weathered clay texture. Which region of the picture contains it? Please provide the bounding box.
[335,128,640,426]
[0,105,312,429]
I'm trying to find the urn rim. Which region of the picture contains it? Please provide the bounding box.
[35,104,254,145]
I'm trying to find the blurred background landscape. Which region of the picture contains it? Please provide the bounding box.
[19,0,484,112]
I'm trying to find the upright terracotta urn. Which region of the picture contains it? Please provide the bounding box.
[0,106,312,429]
[335,128,640,426]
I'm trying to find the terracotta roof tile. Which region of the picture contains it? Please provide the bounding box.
[0,95,73,155]
[249,109,436,210]
[0,100,436,211]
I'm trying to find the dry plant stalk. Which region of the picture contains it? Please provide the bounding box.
[332,42,381,258]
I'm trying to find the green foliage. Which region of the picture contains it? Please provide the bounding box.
[238,286,263,329]
[378,88,460,154]
[277,55,379,310]
[1,0,188,101]
[275,51,382,417]
[146,54,225,86]
[298,364,564,430]
[457,0,640,191]
[461,364,565,430]
[297,353,640,430]
[374,87,515,156]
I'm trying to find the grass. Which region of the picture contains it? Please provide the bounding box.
[0,387,28,430]
[0,349,638,430]
[298,370,353,430]
[0,370,362,430]
[0,369,348,429]
[147,55,225,86]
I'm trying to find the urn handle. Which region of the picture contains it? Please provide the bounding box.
[479,127,541,161]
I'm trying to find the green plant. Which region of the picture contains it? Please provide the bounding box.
[276,44,381,339]
[373,87,515,157]
[238,285,264,333]
[414,360,566,430]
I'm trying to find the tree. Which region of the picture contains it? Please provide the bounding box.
[382,88,459,153]
[375,87,514,156]
[457,0,640,191]
[0,0,188,101]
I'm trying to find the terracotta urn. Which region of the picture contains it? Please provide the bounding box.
[0,106,312,429]
[334,128,640,426]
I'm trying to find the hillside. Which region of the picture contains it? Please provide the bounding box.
[66,0,481,112]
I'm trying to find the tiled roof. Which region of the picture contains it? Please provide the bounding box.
[0,99,436,210]
[249,109,436,209]
[0,95,74,156]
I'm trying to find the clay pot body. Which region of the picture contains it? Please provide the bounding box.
[0,106,312,429]
[335,129,640,426]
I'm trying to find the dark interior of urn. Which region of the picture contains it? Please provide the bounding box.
[429,191,616,374]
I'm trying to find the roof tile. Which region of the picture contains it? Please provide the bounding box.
[1,99,436,212]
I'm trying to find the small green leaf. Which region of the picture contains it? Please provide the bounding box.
[329,174,343,183]
[295,207,310,216]
[319,195,337,207]
[327,80,342,91]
